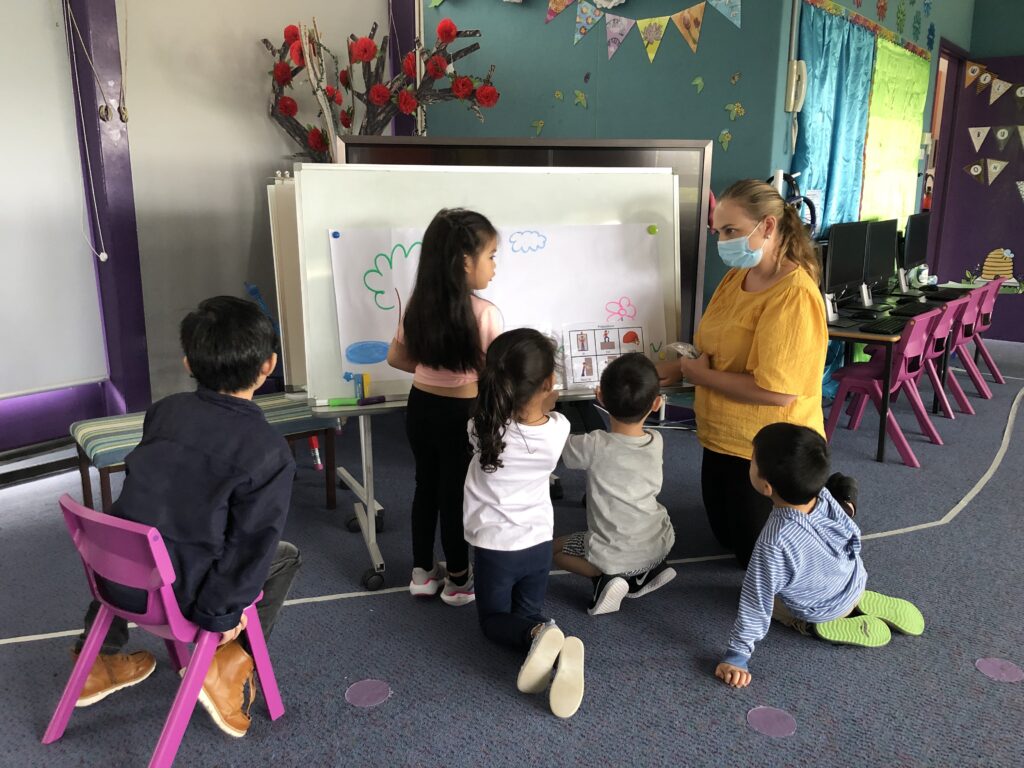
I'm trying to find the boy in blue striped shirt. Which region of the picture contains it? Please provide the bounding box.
[715,423,925,689]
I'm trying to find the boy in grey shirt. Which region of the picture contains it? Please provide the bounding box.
[556,353,676,615]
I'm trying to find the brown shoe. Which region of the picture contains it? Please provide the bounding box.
[195,640,257,738]
[74,649,157,708]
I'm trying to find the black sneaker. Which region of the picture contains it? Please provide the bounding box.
[587,575,628,616]
[624,561,677,599]
[825,472,858,518]
[549,477,564,501]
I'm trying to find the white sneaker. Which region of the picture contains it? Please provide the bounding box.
[517,622,564,694]
[440,570,475,606]
[409,562,446,597]
[549,636,585,718]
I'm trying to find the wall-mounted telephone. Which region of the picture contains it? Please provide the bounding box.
[785,60,807,113]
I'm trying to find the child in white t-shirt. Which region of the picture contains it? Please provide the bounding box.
[464,328,583,718]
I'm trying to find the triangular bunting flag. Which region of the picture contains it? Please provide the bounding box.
[964,61,985,89]
[707,0,741,28]
[990,78,1013,105]
[1017,181,1024,206]
[986,158,1008,185]
[993,126,1014,151]
[1015,84,1024,108]
[969,126,990,152]
[546,0,575,24]
[574,1,603,44]
[1019,126,1024,150]
[976,71,994,95]
[672,3,706,54]
[605,14,636,60]
[637,16,671,63]
[964,162,986,185]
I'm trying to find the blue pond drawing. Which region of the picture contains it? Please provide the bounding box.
[346,340,390,365]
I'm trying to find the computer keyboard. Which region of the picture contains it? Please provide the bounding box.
[860,316,908,335]
[891,301,938,317]
[924,288,971,301]
[827,317,861,328]
[850,310,884,320]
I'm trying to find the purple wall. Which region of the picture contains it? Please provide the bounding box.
[932,53,1024,341]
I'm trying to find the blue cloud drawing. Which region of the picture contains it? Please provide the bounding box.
[509,231,547,254]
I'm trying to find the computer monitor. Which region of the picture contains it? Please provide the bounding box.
[823,221,869,297]
[864,219,898,289]
[900,212,930,270]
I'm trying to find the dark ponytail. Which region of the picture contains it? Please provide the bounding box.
[404,208,498,373]
[472,328,557,472]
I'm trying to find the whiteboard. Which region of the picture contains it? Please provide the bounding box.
[267,179,307,389]
[294,164,680,403]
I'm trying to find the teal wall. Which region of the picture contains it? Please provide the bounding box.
[971,0,1024,58]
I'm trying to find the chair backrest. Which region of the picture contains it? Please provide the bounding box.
[58,494,198,643]
[923,295,969,364]
[976,277,1005,332]
[951,287,986,347]
[892,307,943,385]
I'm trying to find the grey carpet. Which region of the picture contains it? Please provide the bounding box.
[1,342,1022,767]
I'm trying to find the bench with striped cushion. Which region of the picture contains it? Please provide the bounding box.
[71,393,336,511]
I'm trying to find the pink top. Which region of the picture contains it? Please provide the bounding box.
[396,296,504,387]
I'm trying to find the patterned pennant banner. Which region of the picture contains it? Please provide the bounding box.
[1014,84,1024,108]
[964,161,985,186]
[993,126,1015,151]
[969,126,990,152]
[605,13,636,60]
[990,78,1013,105]
[707,0,741,28]
[637,16,671,63]
[546,0,575,24]
[987,158,1008,185]
[964,61,985,89]
[1019,126,1024,151]
[1017,181,1024,207]
[976,70,994,95]
[574,1,604,44]
[672,3,706,54]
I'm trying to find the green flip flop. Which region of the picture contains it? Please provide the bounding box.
[813,615,892,647]
[856,590,925,636]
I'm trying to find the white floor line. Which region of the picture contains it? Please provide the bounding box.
[2,387,1020,648]
[948,366,1024,382]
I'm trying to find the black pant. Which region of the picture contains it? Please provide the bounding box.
[405,386,474,574]
[700,448,772,569]
[474,542,552,651]
[77,541,302,654]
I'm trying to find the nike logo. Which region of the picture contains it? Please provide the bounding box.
[634,571,649,586]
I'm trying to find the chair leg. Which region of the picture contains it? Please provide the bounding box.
[242,605,285,721]
[955,346,993,399]
[847,393,870,431]
[945,368,976,415]
[924,361,956,420]
[42,605,115,744]
[903,381,943,446]
[825,383,851,440]
[164,640,191,672]
[974,336,1006,384]
[323,428,336,511]
[148,632,219,768]
[77,447,94,510]
[883,407,921,468]
[100,469,114,513]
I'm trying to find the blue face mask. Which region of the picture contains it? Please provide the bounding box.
[717,221,765,269]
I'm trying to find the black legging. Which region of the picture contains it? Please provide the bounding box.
[405,386,475,574]
[700,448,773,569]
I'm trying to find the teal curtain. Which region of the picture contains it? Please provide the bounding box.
[791,3,876,233]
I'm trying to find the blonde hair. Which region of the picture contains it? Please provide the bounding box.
[720,179,821,285]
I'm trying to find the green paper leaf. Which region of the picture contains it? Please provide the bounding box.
[531,120,545,136]
[691,76,705,94]
[573,90,587,109]
[429,0,445,7]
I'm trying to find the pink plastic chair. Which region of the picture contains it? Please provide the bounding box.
[972,277,1006,384]
[43,494,284,768]
[947,286,993,403]
[826,307,944,468]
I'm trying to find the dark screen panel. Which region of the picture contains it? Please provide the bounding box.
[901,212,930,270]
[825,222,869,295]
[340,137,710,342]
[864,219,898,287]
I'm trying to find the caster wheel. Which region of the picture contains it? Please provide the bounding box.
[362,569,385,590]
[346,511,385,533]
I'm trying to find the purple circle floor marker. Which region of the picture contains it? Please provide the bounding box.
[345,679,392,707]
[975,658,1024,683]
[747,706,797,738]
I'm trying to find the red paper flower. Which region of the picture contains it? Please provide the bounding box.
[426,55,448,80]
[307,126,327,153]
[273,60,293,86]
[339,69,350,89]
[325,85,337,100]
[475,84,500,109]
[333,90,343,106]
[402,51,417,80]
[340,110,353,129]
[283,25,300,45]
[289,40,304,66]
[451,75,474,100]
[369,83,392,107]
[437,18,458,45]
[351,36,378,63]
[277,96,298,117]
[398,89,418,115]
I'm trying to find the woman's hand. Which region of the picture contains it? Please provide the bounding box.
[656,359,684,386]
[680,352,711,383]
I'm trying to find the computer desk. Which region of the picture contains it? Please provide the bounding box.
[826,325,902,463]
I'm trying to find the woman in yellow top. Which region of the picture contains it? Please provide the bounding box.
[659,180,827,567]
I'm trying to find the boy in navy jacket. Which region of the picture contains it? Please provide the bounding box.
[71,296,301,737]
